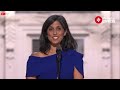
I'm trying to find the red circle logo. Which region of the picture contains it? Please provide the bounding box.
[95,16,102,24]
[1,12,6,15]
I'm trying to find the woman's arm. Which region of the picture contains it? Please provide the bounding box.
[26,52,43,79]
[73,66,83,79]
[26,76,37,79]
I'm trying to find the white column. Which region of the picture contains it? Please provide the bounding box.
[0,17,5,79]
[5,12,19,79]
[111,11,120,79]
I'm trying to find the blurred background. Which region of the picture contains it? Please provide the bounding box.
[0,11,119,79]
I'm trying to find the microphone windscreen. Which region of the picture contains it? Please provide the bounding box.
[56,45,62,54]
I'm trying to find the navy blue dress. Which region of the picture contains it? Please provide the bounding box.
[26,49,84,79]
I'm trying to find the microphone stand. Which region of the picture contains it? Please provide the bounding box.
[56,48,62,79]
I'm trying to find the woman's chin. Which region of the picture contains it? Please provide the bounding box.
[51,42,60,46]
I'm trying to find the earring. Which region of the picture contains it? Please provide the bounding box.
[64,33,66,36]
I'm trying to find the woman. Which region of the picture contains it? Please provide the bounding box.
[26,15,84,79]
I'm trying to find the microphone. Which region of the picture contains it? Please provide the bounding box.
[56,45,62,79]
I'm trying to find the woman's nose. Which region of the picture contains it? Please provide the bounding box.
[53,29,57,35]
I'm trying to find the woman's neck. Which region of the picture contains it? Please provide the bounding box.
[48,45,57,54]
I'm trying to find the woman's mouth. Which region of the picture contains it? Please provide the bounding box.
[52,36,59,40]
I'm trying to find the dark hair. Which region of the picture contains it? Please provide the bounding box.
[39,15,78,54]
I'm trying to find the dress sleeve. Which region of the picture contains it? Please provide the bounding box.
[73,53,84,78]
[26,56,40,77]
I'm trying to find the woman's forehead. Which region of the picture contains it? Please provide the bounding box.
[50,21,62,26]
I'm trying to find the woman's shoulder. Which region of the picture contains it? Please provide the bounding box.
[27,52,45,61]
[68,49,83,55]
[31,52,46,57]
[27,52,56,63]
[67,49,83,58]
[30,52,56,58]
[27,52,46,63]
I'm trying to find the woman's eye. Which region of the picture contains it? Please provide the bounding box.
[58,28,61,30]
[57,27,62,30]
[48,28,53,31]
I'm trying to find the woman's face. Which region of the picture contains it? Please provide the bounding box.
[47,20,66,46]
